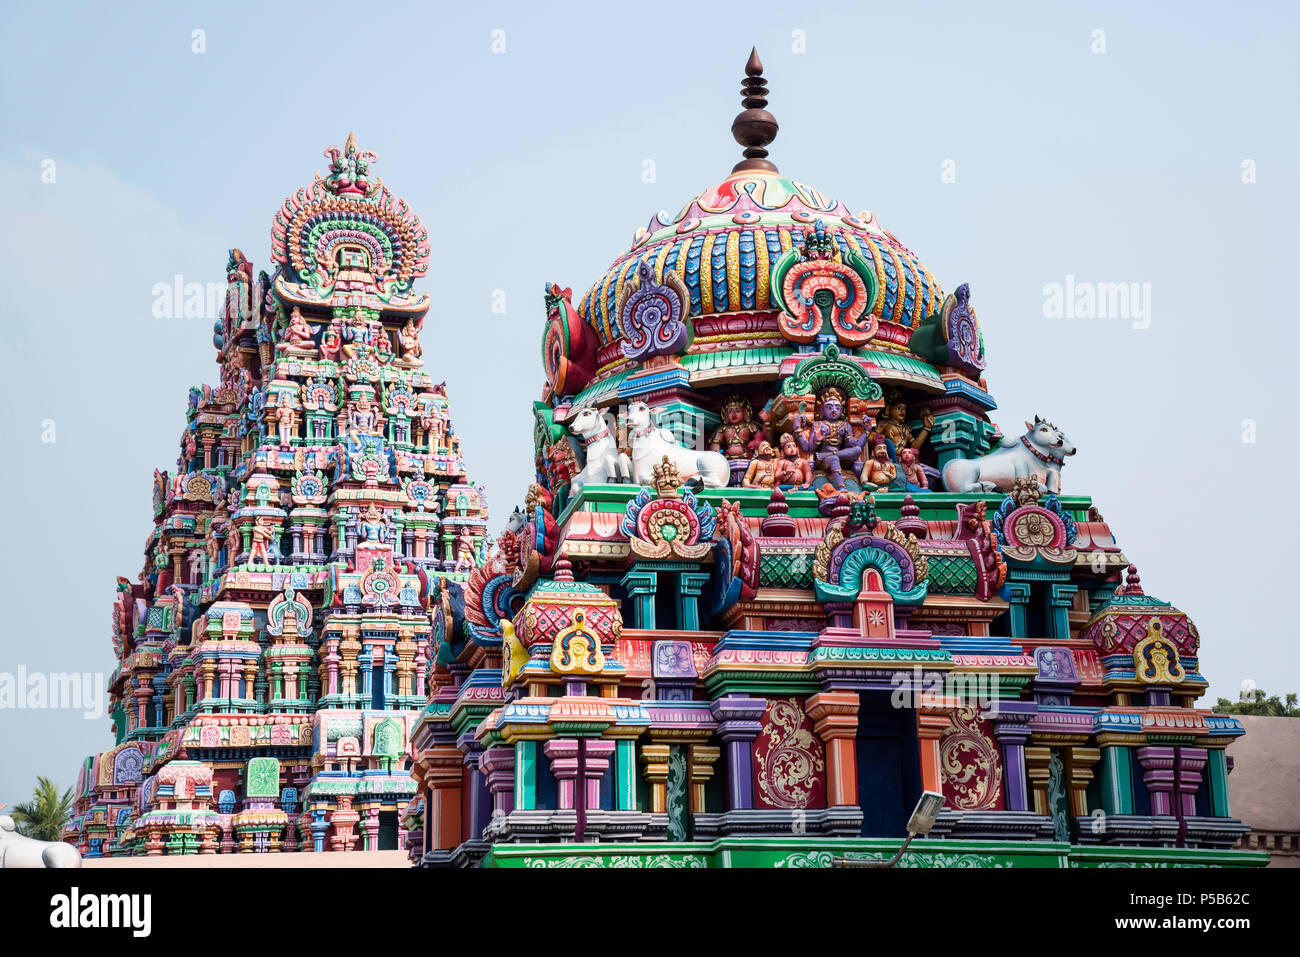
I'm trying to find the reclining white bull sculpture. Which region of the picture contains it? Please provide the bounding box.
[0,813,82,868]
[941,416,1076,494]
[626,401,730,489]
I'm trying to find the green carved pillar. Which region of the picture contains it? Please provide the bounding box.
[621,568,657,630]
[1207,748,1231,817]
[929,411,987,470]
[513,740,537,811]
[615,738,638,811]
[1006,582,1032,639]
[1048,583,1078,641]
[653,400,719,450]
[112,702,126,745]
[1099,744,1135,816]
[676,570,711,632]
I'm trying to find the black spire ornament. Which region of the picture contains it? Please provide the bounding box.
[730,47,779,174]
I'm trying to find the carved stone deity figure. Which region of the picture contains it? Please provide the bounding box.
[773,432,813,488]
[861,440,898,491]
[249,517,275,565]
[275,404,297,447]
[709,395,765,460]
[348,395,380,436]
[742,441,779,488]
[418,409,446,453]
[320,322,343,362]
[453,527,476,572]
[284,307,314,351]
[793,387,867,490]
[546,439,580,489]
[871,389,934,460]
[398,319,423,360]
[205,527,221,567]
[340,318,370,360]
[359,504,388,543]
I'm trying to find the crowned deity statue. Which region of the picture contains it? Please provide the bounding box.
[418,407,446,453]
[870,389,934,461]
[348,395,381,436]
[340,318,372,360]
[359,504,389,543]
[319,322,343,362]
[398,319,423,360]
[205,525,222,568]
[709,395,766,461]
[545,439,579,490]
[793,387,867,491]
[453,527,477,573]
[275,404,297,447]
[284,306,315,351]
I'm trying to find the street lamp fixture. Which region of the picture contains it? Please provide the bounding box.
[834,790,944,868]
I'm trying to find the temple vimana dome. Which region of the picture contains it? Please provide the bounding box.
[64,50,1262,869]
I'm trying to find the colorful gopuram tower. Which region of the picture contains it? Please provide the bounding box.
[63,134,488,857]
[409,52,1263,868]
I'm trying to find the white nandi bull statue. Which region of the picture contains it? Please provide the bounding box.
[942,416,1076,494]
[564,407,632,499]
[0,812,81,868]
[626,401,730,489]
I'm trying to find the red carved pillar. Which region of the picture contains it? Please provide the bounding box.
[425,746,465,851]
[805,692,860,807]
[916,710,953,796]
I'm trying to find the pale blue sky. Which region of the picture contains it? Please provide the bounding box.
[1,0,1296,805]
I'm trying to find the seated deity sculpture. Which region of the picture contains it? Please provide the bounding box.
[399,319,423,360]
[871,389,934,461]
[861,439,898,491]
[742,441,779,488]
[710,395,765,461]
[773,432,813,488]
[283,306,314,351]
[792,387,866,491]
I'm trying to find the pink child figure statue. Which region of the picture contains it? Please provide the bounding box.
[898,446,929,491]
